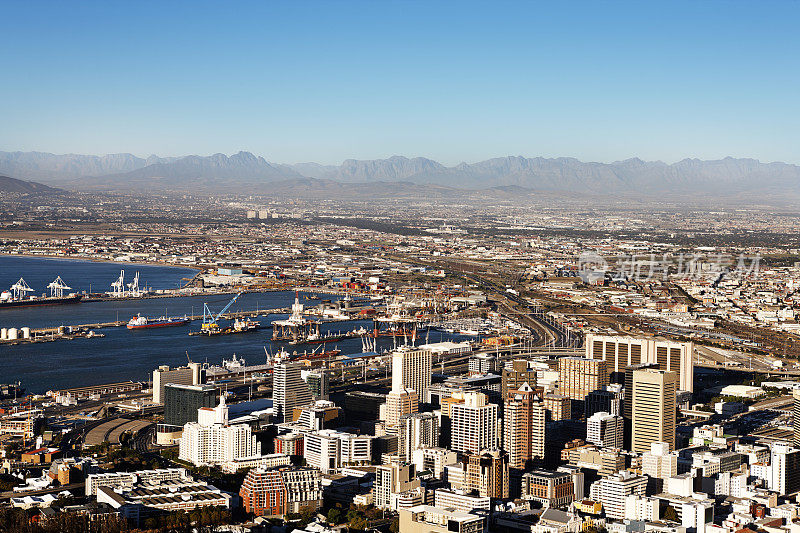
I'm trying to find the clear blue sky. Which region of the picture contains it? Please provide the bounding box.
[2,0,798,165]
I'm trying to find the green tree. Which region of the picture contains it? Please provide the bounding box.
[663,505,679,523]
[327,507,343,525]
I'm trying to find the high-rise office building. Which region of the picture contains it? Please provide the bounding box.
[622,363,659,449]
[451,392,498,454]
[292,400,341,431]
[399,412,439,462]
[793,389,800,447]
[504,383,546,470]
[586,412,623,449]
[768,444,800,496]
[502,359,538,399]
[391,347,432,402]
[303,370,329,401]
[543,393,571,421]
[274,362,313,423]
[163,383,217,428]
[586,334,693,392]
[465,449,509,499]
[374,463,420,510]
[631,369,677,454]
[642,441,677,493]
[558,357,608,401]
[386,389,419,431]
[152,363,203,404]
[586,384,624,418]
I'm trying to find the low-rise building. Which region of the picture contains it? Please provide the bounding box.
[239,466,322,517]
[521,469,574,508]
[398,504,485,533]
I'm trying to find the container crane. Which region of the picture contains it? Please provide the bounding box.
[201,292,242,332]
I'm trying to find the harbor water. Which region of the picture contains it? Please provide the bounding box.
[0,256,467,393]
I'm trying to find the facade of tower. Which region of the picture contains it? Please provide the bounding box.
[465,449,509,499]
[793,389,800,447]
[558,357,608,401]
[399,412,440,462]
[503,382,546,470]
[391,347,433,402]
[631,369,677,454]
[450,392,498,454]
[385,389,419,431]
[274,362,313,423]
[502,359,538,399]
[586,334,694,392]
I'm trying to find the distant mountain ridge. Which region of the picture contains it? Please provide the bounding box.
[2,150,799,200]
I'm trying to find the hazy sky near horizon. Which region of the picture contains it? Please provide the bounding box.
[2,1,798,165]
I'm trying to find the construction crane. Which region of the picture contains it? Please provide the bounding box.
[201,292,242,332]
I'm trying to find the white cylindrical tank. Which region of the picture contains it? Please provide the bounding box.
[7,328,18,340]
[21,327,30,339]
[0,328,6,340]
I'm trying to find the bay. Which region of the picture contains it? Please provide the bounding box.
[0,256,465,394]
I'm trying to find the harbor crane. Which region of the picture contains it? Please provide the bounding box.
[201,292,242,332]
[47,276,72,298]
[111,270,125,297]
[10,278,34,300]
[127,271,141,297]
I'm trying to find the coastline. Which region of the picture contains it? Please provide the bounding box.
[0,252,203,272]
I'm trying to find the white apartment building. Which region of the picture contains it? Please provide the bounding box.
[412,447,458,479]
[178,397,260,466]
[304,429,372,474]
[219,452,291,474]
[399,412,439,462]
[586,412,623,449]
[450,392,498,454]
[642,442,678,480]
[86,468,188,497]
[374,463,420,510]
[589,471,647,519]
[434,488,490,514]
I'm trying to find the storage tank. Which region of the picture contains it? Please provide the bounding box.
[21,327,30,339]
[0,328,6,340]
[7,328,18,340]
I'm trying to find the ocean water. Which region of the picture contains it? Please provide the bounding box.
[0,256,464,393]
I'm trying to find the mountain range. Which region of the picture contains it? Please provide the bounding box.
[2,150,799,202]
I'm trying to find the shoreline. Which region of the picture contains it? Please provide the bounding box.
[0,253,203,273]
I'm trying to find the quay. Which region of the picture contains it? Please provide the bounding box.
[49,381,144,400]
